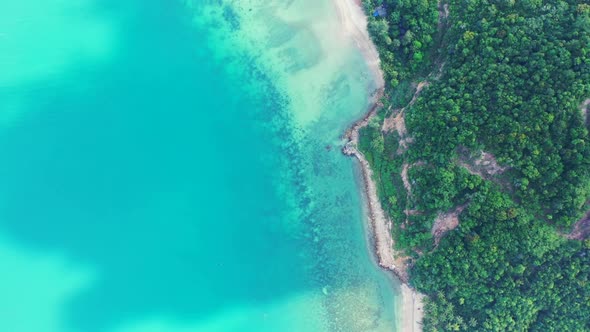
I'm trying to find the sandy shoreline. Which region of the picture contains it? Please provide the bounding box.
[332,0,385,88]
[334,0,424,331]
[343,99,424,332]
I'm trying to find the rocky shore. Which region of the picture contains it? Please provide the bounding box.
[335,0,426,330]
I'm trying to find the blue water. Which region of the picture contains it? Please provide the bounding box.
[0,1,400,331]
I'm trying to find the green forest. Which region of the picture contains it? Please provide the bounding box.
[360,0,590,330]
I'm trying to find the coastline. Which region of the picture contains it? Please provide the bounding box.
[332,0,384,88]
[333,0,425,331]
[343,95,424,332]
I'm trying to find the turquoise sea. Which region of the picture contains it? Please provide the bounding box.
[0,1,401,331]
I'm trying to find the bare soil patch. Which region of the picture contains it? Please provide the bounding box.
[382,81,429,154]
[458,149,507,179]
[432,204,467,246]
[400,162,413,196]
[580,99,590,123]
[566,210,590,240]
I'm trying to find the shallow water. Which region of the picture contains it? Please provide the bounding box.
[0,1,400,331]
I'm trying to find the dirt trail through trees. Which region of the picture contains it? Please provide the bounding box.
[580,99,590,123]
[565,208,590,240]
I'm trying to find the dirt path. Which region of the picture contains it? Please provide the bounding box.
[564,207,590,240]
[580,99,590,123]
[400,162,427,225]
[400,163,413,196]
[400,162,415,212]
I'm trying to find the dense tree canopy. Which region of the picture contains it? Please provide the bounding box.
[360,0,590,330]
[405,0,590,227]
[363,0,439,85]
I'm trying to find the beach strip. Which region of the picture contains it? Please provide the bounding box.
[334,0,425,331]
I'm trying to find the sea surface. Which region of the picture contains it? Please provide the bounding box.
[0,1,401,331]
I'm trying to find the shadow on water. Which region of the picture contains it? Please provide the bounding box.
[0,1,323,331]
